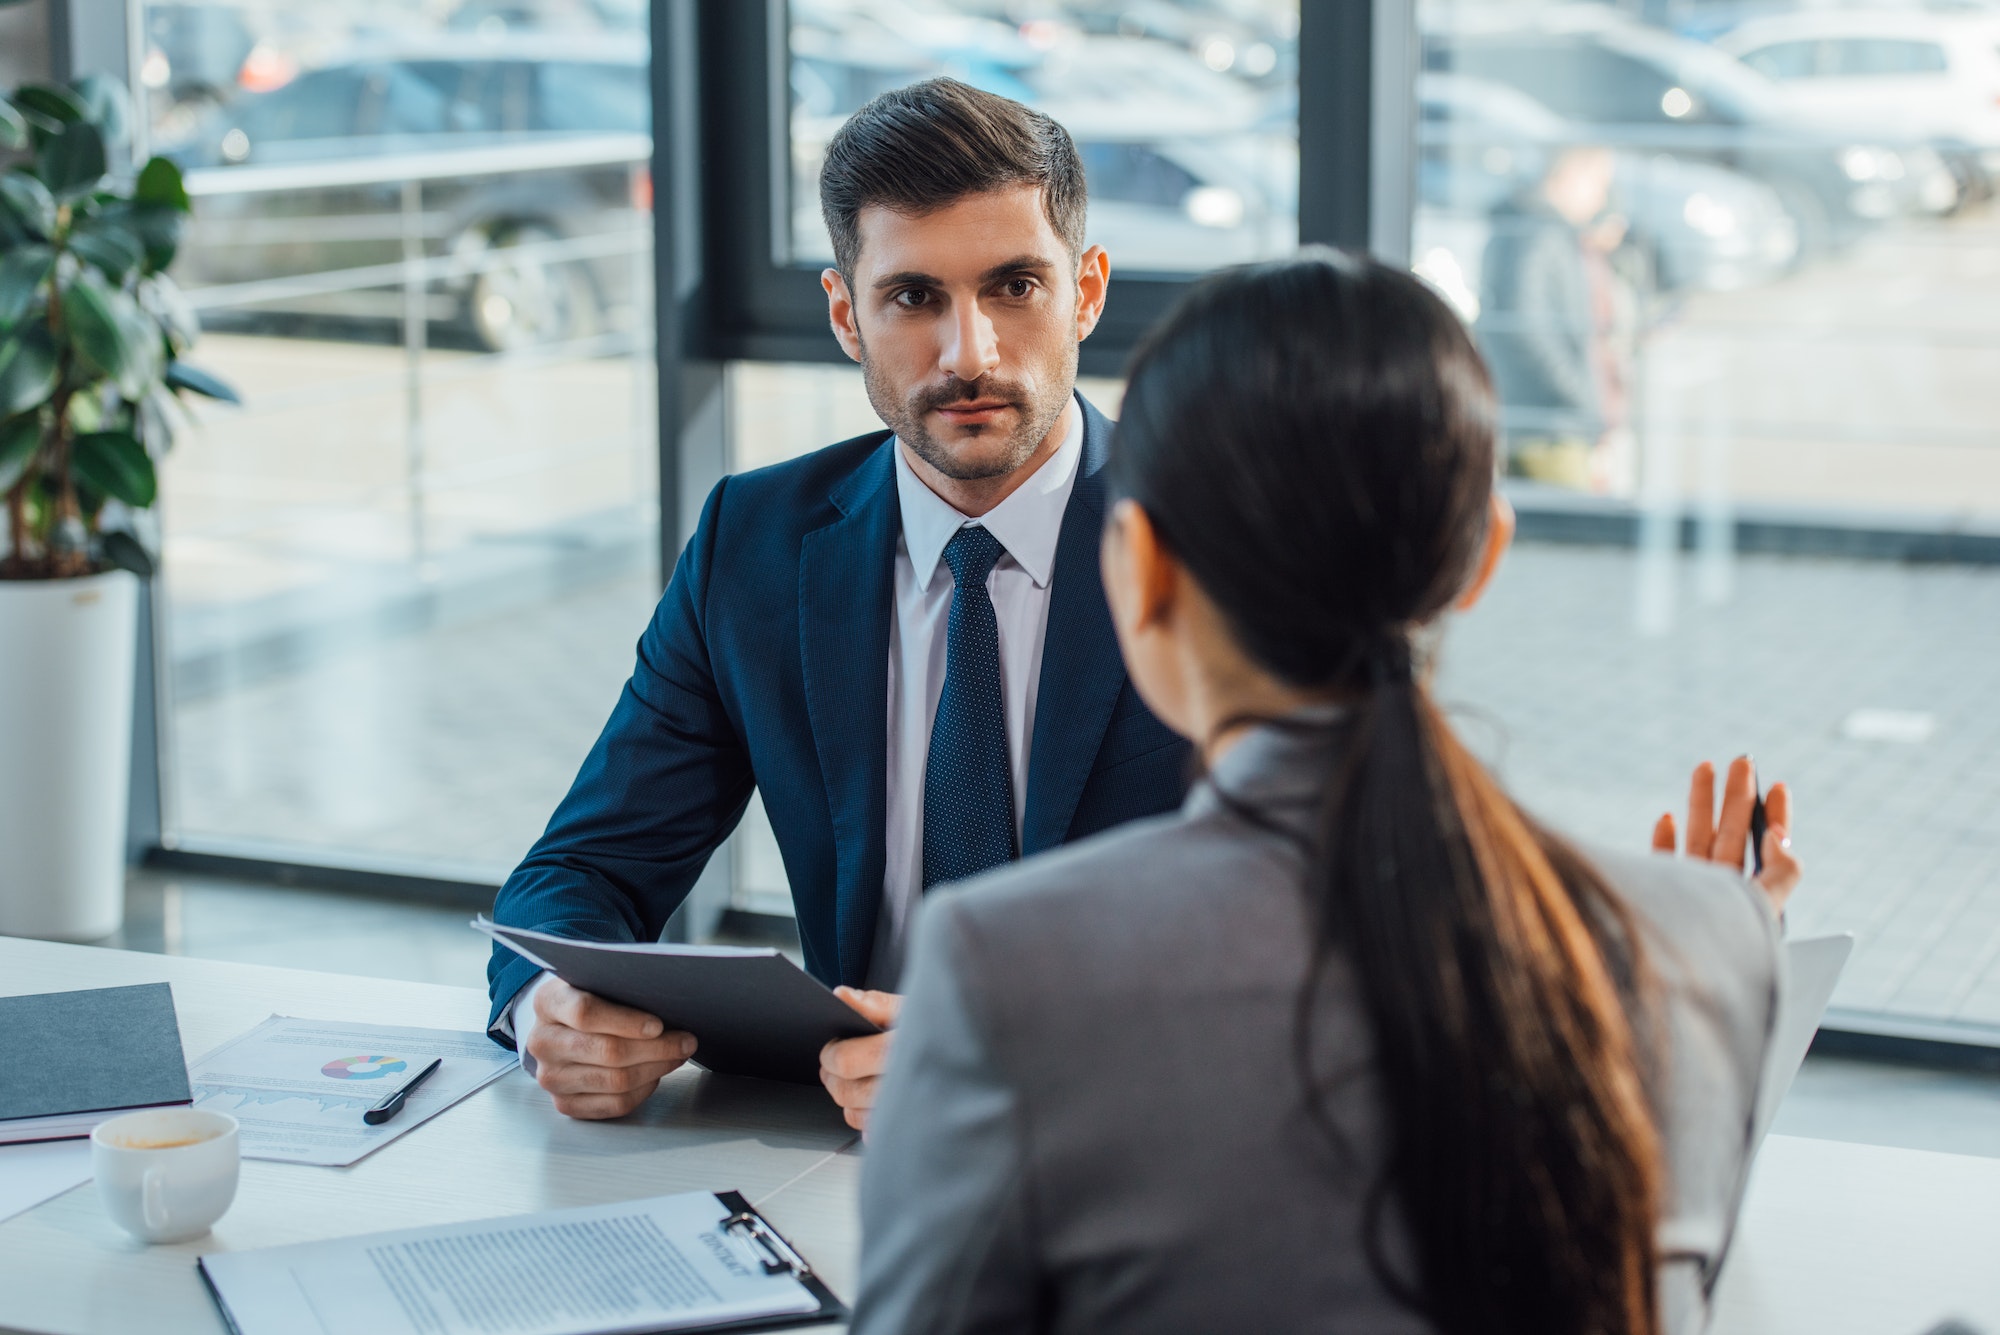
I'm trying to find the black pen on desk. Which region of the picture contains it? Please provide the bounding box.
[363,1057,442,1126]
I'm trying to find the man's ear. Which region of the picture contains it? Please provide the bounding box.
[1455,491,1516,612]
[822,268,864,364]
[1074,245,1110,342]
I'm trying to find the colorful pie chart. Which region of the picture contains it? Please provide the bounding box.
[322,1054,407,1080]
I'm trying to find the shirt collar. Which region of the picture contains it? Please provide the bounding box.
[893,397,1083,593]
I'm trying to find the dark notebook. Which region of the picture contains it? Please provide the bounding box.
[0,982,193,1143]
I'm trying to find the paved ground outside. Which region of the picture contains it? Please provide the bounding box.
[171,569,661,878]
[1441,543,2000,1033]
[1642,209,2000,521]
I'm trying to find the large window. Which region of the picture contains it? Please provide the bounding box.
[127,0,2000,1046]
[147,1,658,879]
[1420,1,2000,1037]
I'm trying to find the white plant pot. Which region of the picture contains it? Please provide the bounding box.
[0,570,139,941]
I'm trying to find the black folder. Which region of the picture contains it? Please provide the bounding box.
[478,921,880,1085]
[0,982,193,1143]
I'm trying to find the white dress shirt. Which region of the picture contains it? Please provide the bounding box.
[503,402,1083,1055]
[870,400,1082,988]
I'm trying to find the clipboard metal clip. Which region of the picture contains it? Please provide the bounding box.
[722,1209,814,1280]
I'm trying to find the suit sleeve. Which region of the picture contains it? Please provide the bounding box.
[851,898,1041,1335]
[485,477,756,1031]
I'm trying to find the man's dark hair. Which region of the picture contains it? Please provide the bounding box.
[819,77,1087,278]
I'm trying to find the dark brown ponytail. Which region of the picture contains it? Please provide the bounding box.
[1113,250,1661,1335]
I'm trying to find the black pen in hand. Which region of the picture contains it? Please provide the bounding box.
[363,1057,443,1125]
[1749,786,1768,876]
[1745,758,1767,877]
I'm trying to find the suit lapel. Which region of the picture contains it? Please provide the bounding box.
[1023,397,1127,855]
[799,436,898,987]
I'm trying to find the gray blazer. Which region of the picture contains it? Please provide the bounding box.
[853,722,1782,1335]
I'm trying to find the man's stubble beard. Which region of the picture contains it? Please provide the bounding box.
[859,335,1077,483]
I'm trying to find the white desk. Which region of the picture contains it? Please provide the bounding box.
[0,939,860,1335]
[4,937,1998,1335]
[1713,1135,2000,1334]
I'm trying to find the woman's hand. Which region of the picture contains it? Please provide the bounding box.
[1651,756,1801,917]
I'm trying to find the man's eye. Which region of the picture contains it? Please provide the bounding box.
[1002,279,1034,298]
[894,289,930,309]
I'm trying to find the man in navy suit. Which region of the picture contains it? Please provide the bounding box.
[488,78,1190,1127]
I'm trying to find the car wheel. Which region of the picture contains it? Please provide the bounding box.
[465,223,597,352]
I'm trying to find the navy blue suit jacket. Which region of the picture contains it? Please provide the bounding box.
[486,396,1192,1030]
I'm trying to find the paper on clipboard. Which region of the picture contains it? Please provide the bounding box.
[188,1016,517,1166]
[198,1190,840,1335]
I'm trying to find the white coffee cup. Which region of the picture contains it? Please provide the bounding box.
[92,1108,240,1244]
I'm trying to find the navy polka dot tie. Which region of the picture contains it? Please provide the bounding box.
[922,526,1017,891]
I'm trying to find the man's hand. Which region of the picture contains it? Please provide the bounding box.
[524,976,697,1120]
[1651,756,1802,916]
[820,988,902,1133]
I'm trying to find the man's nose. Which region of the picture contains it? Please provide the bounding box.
[939,299,1000,382]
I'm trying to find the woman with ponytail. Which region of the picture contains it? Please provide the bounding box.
[852,250,1799,1335]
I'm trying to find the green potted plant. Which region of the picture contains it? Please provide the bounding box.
[0,76,236,940]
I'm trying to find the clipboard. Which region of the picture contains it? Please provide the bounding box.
[477,919,880,1085]
[701,1190,848,1332]
[197,1189,848,1335]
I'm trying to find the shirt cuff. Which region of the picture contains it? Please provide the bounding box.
[495,971,554,1077]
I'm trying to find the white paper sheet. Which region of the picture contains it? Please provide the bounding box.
[188,1017,517,1167]
[0,1139,93,1224]
[199,1192,824,1335]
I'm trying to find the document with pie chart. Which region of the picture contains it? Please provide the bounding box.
[188,1017,518,1166]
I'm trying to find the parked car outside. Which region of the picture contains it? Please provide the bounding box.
[142,4,258,109]
[1425,6,1962,255]
[1073,133,1296,271]
[1025,30,1269,138]
[786,30,1295,270]
[1715,9,2000,191]
[159,33,651,351]
[1007,0,1297,89]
